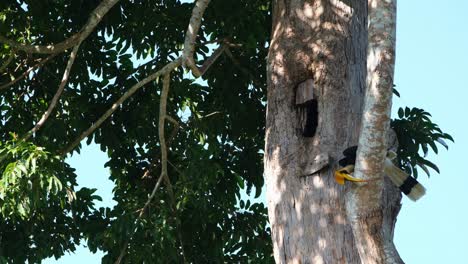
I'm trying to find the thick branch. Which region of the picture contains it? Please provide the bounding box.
[182,0,211,77]
[60,58,182,156]
[0,54,57,91]
[23,44,81,140]
[0,0,119,54]
[346,0,401,263]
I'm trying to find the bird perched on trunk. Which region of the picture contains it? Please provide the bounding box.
[335,146,426,201]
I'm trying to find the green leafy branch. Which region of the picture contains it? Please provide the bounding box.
[0,135,75,220]
[391,106,453,178]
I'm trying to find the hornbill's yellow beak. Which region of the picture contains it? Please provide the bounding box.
[334,165,370,185]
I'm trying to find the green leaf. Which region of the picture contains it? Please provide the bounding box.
[417,162,431,177]
[421,143,428,157]
[235,173,244,189]
[443,133,454,142]
[404,107,411,117]
[398,108,404,118]
[428,141,438,154]
[436,138,448,150]
[18,163,27,175]
[17,203,26,217]
[421,159,440,174]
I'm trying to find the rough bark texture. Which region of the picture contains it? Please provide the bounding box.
[347,0,403,263]
[264,0,402,263]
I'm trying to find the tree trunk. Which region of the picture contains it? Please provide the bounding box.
[264,0,402,263]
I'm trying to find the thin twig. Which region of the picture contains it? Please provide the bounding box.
[0,0,119,54]
[22,44,81,141]
[201,111,222,119]
[167,160,184,177]
[198,38,228,46]
[224,47,263,87]
[0,53,57,91]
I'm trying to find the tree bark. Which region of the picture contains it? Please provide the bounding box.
[347,0,403,263]
[264,0,402,263]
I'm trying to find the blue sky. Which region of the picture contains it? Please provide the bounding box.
[45,0,468,263]
[392,1,468,263]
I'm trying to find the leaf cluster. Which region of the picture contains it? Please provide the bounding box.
[391,106,453,178]
[0,136,103,263]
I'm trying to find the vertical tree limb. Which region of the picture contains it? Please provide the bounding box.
[158,73,170,190]
[114,73,186,264]
[346,0,402,263]
[159,74,187,263]
[182,0,211,77]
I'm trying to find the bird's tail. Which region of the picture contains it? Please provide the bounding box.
[384,159,426,201]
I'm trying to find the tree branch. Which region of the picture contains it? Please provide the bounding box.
[198,43,227,76]
[141,116,180,180]
[0,53,57,91]
[158,73,170,186]
[159,74,187,262]
[60,57,182,156]
[60,0,220,156]
[114,73,187,264]
[346,0,401,263]
[0,0,119,54]
[182,0,211,77]
[23,44,81,140]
